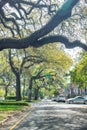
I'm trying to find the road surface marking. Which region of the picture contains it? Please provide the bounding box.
[10,107,34,130]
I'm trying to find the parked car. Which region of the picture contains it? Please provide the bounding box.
[66,96,87,104]
[56,95,66,102]
[51,97,57,101]
[0,97,5,100]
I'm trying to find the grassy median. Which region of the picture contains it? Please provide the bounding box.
[0,100,29,121]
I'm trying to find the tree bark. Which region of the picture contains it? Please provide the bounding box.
[34,88,39,100]
[16,74,21,101]
[28,77,33,101]
[23,78,26,100]
[9,50,22,101]
[4,86,8,99]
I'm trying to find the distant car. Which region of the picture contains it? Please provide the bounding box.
[51,97,57,101]
[66,96,87,104]
[56,95,66,102]
[0,97,5,100]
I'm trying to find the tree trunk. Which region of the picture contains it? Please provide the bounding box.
[4,86,8,99]
[23,78,26,100]
[28,77,33,101]
[85,86,87,95]
[78,88,80,95]
[16,74,21,101]
[34,88,39,100]
[8,49,22,101]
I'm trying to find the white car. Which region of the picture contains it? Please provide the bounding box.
[0,97,5,100]
[66,96,87,104]
[56,95,66,102]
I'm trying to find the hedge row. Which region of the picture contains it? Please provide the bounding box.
[5,96,16,100]
[0,101,29,106]
[5,96,28,100]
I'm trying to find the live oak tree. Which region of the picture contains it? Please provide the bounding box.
[26,44,72,101]
[0,0,87,51]
[0,43,72,101]
[70,52,87,90]
[8,48,46,100]
[0,51,14,98]
[8,49,24,100]
[0,0,86,100]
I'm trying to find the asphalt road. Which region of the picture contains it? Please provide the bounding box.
[13,99,87,130]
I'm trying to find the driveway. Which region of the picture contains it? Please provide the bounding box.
[11,99,87,130]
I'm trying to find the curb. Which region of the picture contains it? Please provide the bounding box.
[10,107,34,130]
[0,112,18,126]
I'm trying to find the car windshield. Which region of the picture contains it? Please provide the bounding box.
[59,95,65,97]
[74,96,84,99]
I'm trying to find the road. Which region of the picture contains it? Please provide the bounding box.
[13,99,87,130]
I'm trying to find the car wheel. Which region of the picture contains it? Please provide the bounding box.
[84,101,87,104]
[69,100,73,104]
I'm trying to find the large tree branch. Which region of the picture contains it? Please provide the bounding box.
[0,0,49,9]
[26,0,79,41]
[0,0,86,51]
[36,35,87,50]
[0,35,87,51]
[8,49,19,75]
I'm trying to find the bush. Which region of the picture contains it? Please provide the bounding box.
[0,101,29,106]
[23,96,28,100]
[5,96,16,100]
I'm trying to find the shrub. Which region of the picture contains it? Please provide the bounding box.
[0,101,29,106]
[5,96,16,100]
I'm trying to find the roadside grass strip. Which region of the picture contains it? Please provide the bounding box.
[0,105,24,111]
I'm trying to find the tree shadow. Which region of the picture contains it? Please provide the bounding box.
[14,104,87,130]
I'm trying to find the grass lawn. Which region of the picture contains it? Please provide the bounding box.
[0,105,24,111]
[0,100,39,122]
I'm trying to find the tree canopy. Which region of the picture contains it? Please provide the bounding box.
[70,52,87,88]
[0,0,87,50]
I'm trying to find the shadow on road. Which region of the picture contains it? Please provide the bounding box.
[14,103,87,130]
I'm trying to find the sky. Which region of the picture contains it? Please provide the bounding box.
[64,47,82,67]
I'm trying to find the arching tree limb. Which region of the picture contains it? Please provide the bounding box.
[0,0,86,51]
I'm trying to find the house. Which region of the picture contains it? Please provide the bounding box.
[64,83,87,98]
